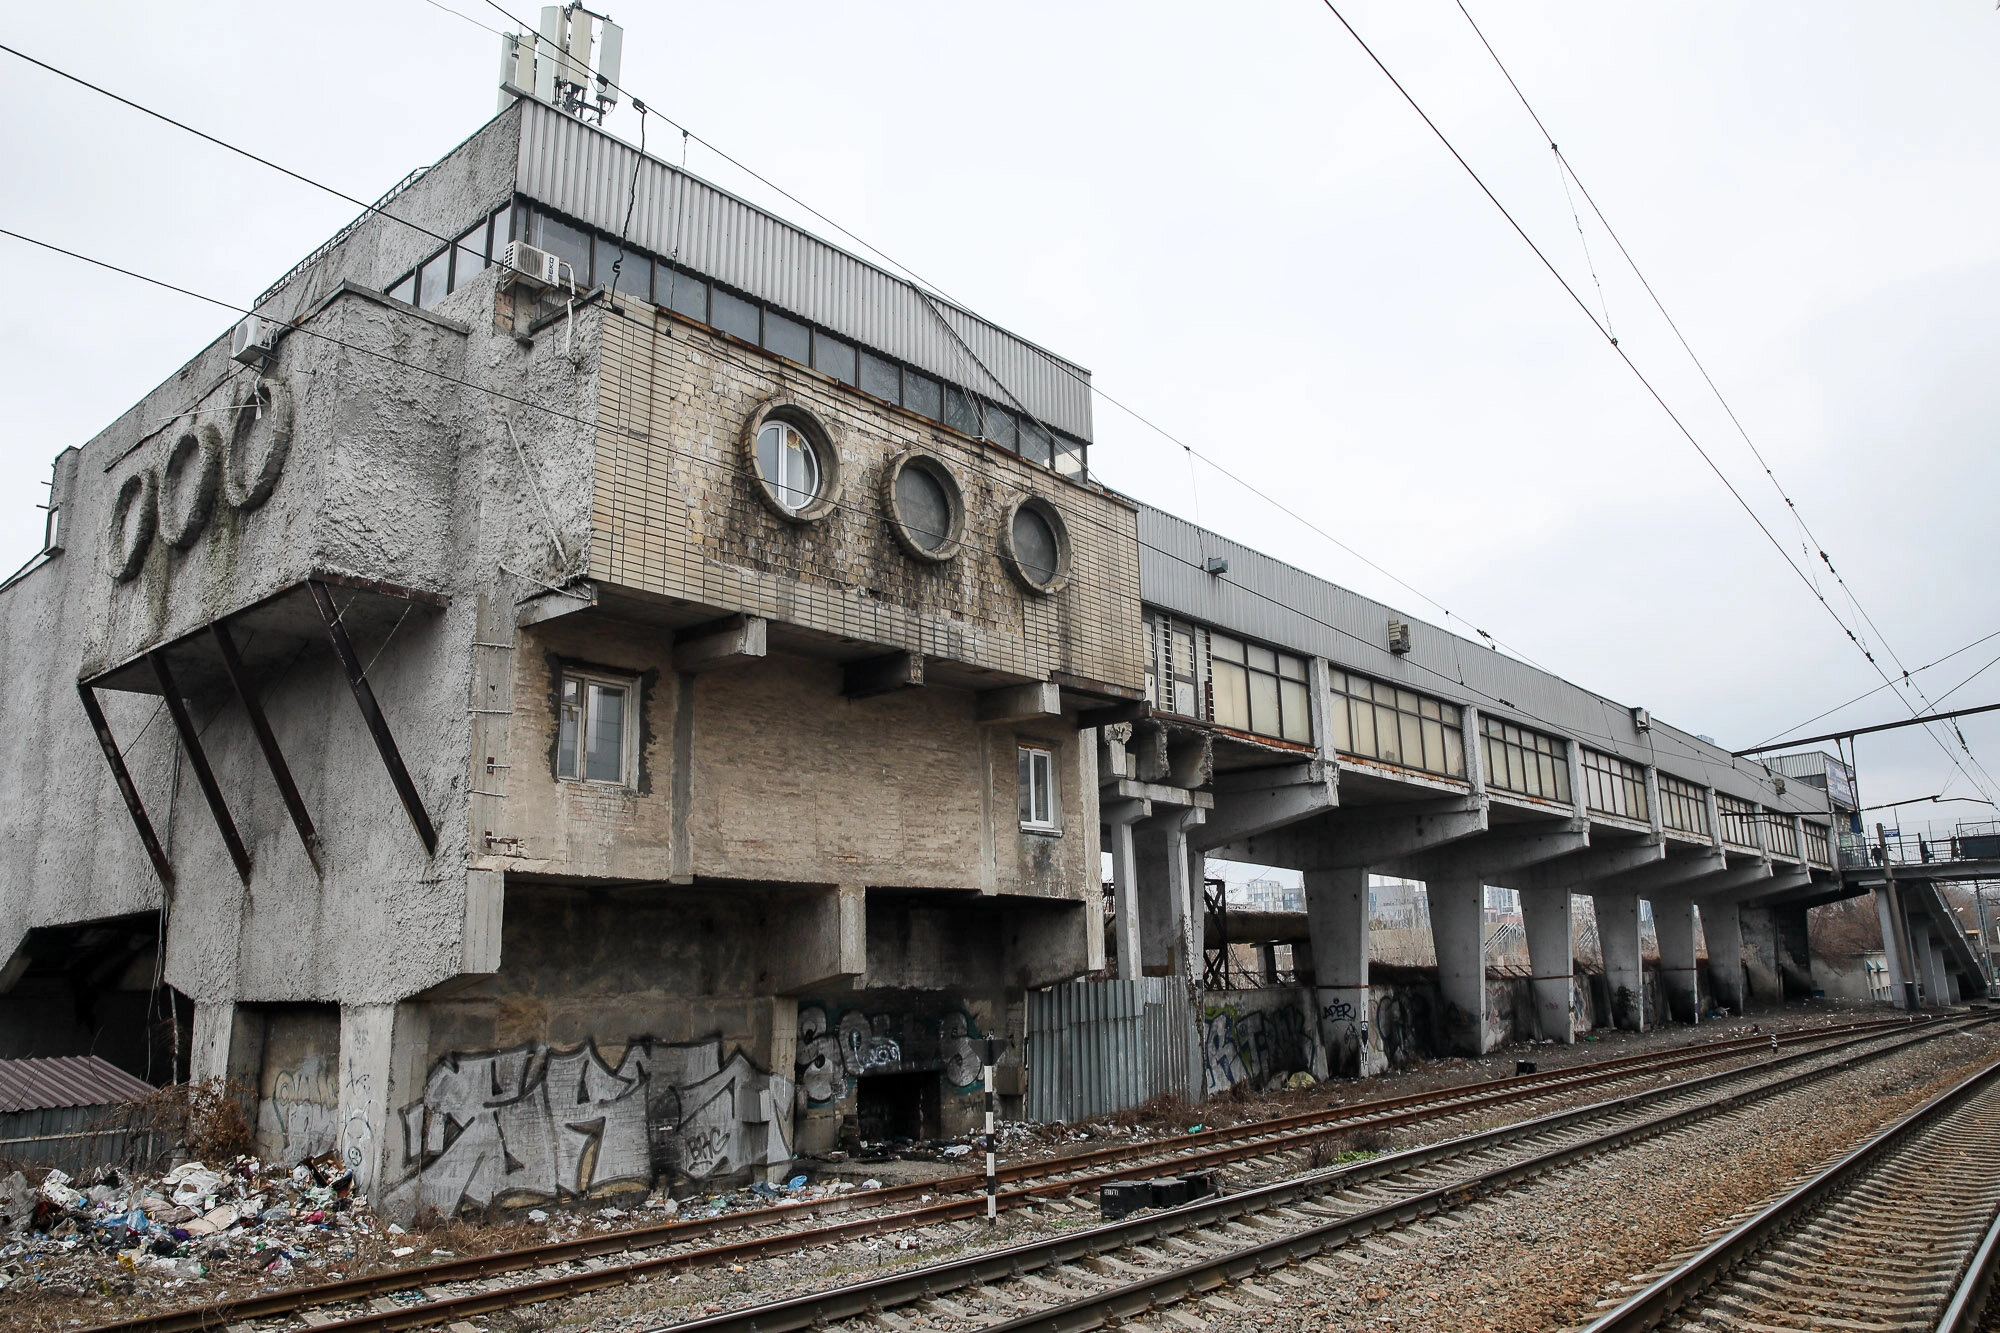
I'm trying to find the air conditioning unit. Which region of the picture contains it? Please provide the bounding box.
[1387,619,1412,655]
[230,315,280,366]
[501,240,564,288]
[1632,706,1652,732]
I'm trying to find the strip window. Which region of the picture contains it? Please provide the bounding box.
[1143,614,1312,746]
[1581,749,1649,823]
[387,202,1089,480]
[1763,813,1802,859]
[1804,821,1832,866]
[1018,745,1059,832]
[1481,717,1570,803]
[1327,671,1464,779]
[1718,794,1761,849]
[1658,774,1710,839]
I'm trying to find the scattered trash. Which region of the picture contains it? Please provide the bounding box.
[940,1144,973,1158]
[862,1179,884,1191]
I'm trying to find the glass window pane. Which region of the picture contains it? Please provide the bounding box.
[602,247,643,297]
[1350,698,1377,756]
[1374,681,1398,705]
[661,267,708,322]
[1054,437,1085,478]
[1328,685,1351,750]
[1247,644,1277,674]
[418,251,450,308]
[1328,670,1347,694]
[861,351,901,403]
[1537,752,1558,798]
[1018,419,1054,466]
[1280,680,1312,743]
[1249,671,1280,737]
[1212,660,1249,730]
[1443,725,1465,777]
[1018,747,1033,824]
[763,309,811,364]
[1441,703,1459,727]
[1398,713,1425,770]
[904,372,942,420]
[894,463,952,551]
[945,385,978,435]
[558,679,581,778]
[452,224,488,289]
[1506,744,1525,793]
[1420,717,1445,771]
[1036,752,1053,824]
[812,331,856,383]
[1280,654,1306,682]
[1209,634,1243,662]
[533,212,592,286]
[1375,705,1401,763]
[584,682,626,782]
[1419,698,1440,721]
[1396,689,1419,714]
[711,288,760,342]
[1012,506,1060,585]
[388,272,416,304]
[983,403,1017,451]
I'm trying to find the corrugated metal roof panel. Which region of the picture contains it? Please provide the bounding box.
[515,102,1093,440]
[0,1056,155,1114]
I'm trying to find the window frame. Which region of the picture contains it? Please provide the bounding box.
[1480,716,1571,804]
[1580,748,1649,823]
[740,399,843,523]
[881,450,965,563]
[1325,668,1462,779]
[1001,495,1072,594]
[1018,743,1060,833]
[1657,773,1710,839]
[555,666,641,789]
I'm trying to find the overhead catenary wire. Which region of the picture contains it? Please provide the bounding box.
[1312,0,1997,804]
[1,221,1796,795]
[1753,624,2000,750]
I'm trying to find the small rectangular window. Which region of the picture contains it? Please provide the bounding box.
[660,267,708,322]
[763,309,811,364]
[387,272,417,305]
[813,332,857,384]
[601,247,644,298]
[903,371,942,420]
[451,223,488,291]
[1018,745,1058,831]
[1018,418,1054,467]
[945,385,979,436]
[860,350,902,404]
[556,670,637,787]
[532,212,593,287]
[984,404,1018,451]
[418,251,450,308]
[711,288,760,342]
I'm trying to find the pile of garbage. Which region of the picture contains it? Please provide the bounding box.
[0,1153,388,1296]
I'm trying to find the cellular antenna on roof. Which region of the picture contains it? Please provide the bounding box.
[498,4,623,124]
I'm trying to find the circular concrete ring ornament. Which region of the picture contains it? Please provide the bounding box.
[225,376,294,511]
[739,396,842,523]
[106,470,158,583]
[881,450,965,564]
[158,424,222,549]
[1000,494,1072,595]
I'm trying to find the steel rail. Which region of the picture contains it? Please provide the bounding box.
[1937,1194,2000,1333]
[644,1018,1987,1333]
[75,1015,1925,1333]
[1584,1051,2000,1333]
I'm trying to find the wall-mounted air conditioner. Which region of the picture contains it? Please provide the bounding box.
[1387,619,1412,655]
[501,240,564,288]
[230,315,280,366]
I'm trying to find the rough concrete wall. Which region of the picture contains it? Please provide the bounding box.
[242,1004,342,1166]
[793,987,1002,1153]
[1199,987,1322,1093]
[589,306,1144,689]
[1813,954,1881,1002]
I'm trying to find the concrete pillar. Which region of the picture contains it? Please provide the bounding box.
[1704,902,1745,1014]
[1873,884,1919,1009]
[1428,876,1488,1055]
[1305,866,1373,1076]
[1521,889,1575,1042]
[338,1003,397,1197]
[1103,800,1148,981]
[1741,906,1781,1003]
[1592,891,1645,1031]
[1135,812,1200,976]
[1258,944,1280,985]
[1183,837,1208,1101]
[188,1000,236,1084]
[1916,921,1950,1007]
[1654,899,1700,1024]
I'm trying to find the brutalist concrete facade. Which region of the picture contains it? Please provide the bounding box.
[0,101,1139,1215]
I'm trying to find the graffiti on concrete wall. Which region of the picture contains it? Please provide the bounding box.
[796,1004,984,1108]
[387,1038,792,1216]
[260,1059,338,1164]
[1200,1002,1319,1094]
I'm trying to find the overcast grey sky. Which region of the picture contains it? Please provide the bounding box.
[5,1,1997,824]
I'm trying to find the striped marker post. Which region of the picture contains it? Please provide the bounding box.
[982,1036,1007,1224]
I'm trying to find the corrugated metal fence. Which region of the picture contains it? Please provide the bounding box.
[0,1106,165,1176]
[1024,979,1190,1123]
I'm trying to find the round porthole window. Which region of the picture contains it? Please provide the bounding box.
[882,451,964,563]
[1002,495,1071,594]
[741,399,842,522]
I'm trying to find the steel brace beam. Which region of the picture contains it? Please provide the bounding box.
[309,579,437,855]
[212,622,323,876]
[76,681,176,891]
[148,649,253,883]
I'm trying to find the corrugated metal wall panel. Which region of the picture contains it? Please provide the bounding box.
[516,103,1092,441]
[1025,979,1190,1123]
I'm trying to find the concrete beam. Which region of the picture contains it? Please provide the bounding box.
[516,580,597,627]
[769,884,867,992]
[1391,820,1589,883]
[1218,796,1488,871]
[1105,776,1214,810]
[1499,835,1664,894]
[674,614,768,673]
[976,681,1062,725]
[1136,807,1205,976]
[1191,760,1338,851]
[1592,845,1727,897]
[842,651,923,699]
[1651,862,1781,907]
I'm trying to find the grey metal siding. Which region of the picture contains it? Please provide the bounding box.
[515,102,1093,441]
[1136,503,1825,817]
[1024,978,1189,1123]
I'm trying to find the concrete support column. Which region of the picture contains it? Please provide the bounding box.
[1258,944,1280,985]
[1305,865,1373,1076]
[1704,901,1746,1014]
[1520,889,1575,1042]
[1873,885,1918,1010]
[1427,876,1489,1055]
[1592,891,1646,1031]
[1916,921,1949,1007]
[188,1000,236,1084]
[338,1003,397,1197]
[1741,906,1781,1004]
[1103,799,1148,981]
[1654,900,1700,1024]
[1136,807,1206,1101]
[1183,837,1208,1102]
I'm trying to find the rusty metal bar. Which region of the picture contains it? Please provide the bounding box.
[212,622,322,876]
[309,579,436,855]
[75,681,175,891]
[147,649,251,883]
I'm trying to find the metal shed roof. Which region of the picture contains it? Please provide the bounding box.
[0,1056,154,1114]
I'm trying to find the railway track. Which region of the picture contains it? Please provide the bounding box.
[102,1014,1972,1333]
[1580,1044,2000,1332]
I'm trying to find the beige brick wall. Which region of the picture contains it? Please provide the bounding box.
[589,305,1143,690]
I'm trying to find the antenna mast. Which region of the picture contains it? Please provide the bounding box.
[498,4,624,124]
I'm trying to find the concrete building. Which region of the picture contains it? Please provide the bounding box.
[0,73,1900,1216]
